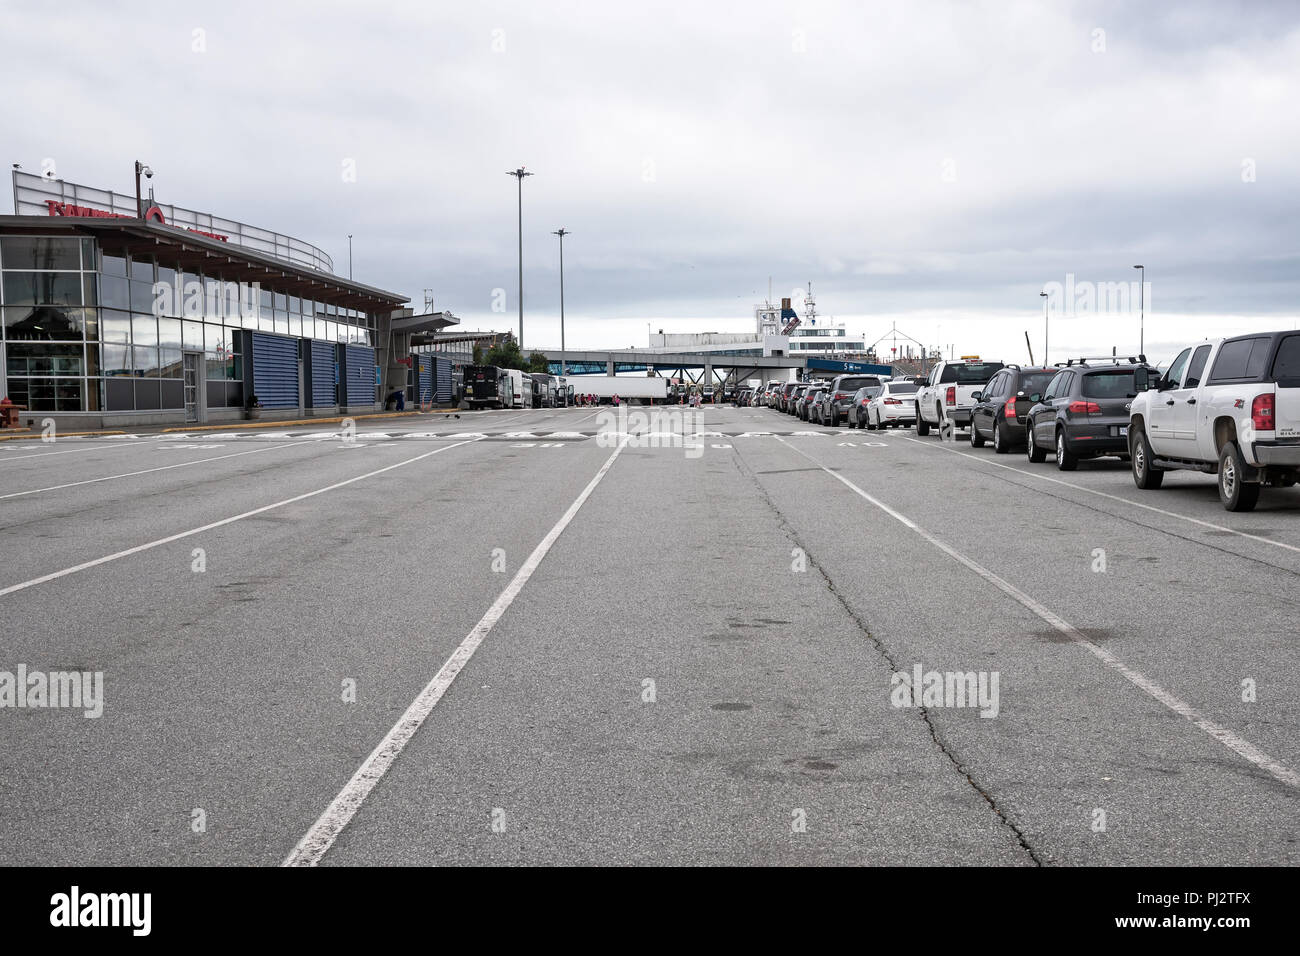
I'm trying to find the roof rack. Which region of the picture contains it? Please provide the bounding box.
[1054,355,1147,367]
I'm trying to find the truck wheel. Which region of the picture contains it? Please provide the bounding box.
[916,404,930,436]
[1055,429,1079,471]
[1218,441,1260,512]
[1131,427,1164,489]
[969,420,985,447]
[1027,426,1047,463]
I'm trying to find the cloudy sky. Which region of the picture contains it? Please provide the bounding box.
[5,0,1298,363]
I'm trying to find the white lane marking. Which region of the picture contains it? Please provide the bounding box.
[0,440,154,464]
[899,435,1300,556]
[0,441,321,501]
[283,438,629,866]
[775,436,1300,791]
[0,439,481,598]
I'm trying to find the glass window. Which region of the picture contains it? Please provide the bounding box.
[86,346,102,377]
[3,305,81,340]
[158,317,182,350]
[1043,372,1064,401]
[0,237,81,271]
[3,271,82,306]
[81,239,94,271]
[6,343,84,375]
[289,316,302,337]
[80,307,98,340]
[182,320,204,350]
[129,256,154,282]
[203,279,224,321]
[955,363,1005,384]
[1271,334,1300,383]
[100,274,130,310]
[301,316,315,339]
[133,346,160,377]
[1081,369,1138,399]
[101,252,127,277]
[1019,372,1054,397]
[101,342,130,376]
[158,347,183,378]
[131,279,161,313]
[289,296,301,314]
[101,310,132,344]
[273,315,289,335]
[132,314,158,346]
[1165,348,1192,387]
[157,264,176,286]
[1184,345,1212,388]
[82,273,98,307]
[274,292,287,311]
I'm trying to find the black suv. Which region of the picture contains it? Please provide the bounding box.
[969,365,1056,453]
[1024,358,1152,470]
[820,374,885,427]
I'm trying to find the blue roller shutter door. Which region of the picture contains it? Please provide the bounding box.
[251,333,299,409]
[342,344,376,408]
[310,340,337,408]
[435,357,452,403]
[418,358,434,405]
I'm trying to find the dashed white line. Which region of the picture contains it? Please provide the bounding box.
[282,437,629,866]
[776,435,1300,790]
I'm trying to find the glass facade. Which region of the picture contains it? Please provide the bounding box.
[1,234,378,413]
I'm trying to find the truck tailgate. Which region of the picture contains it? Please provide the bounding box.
[1274,383,1300,439]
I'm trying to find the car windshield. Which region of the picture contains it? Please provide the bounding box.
[954,363,1004,384]
[1081,369,1137,398]
[886,382,917,394]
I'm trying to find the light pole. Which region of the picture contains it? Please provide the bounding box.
[1133,264,1144,355]
[507,167,533,349]
[133,161,153,218]
[553,228,569,375]
[348,235,353,280]
[1040,291,1050,365]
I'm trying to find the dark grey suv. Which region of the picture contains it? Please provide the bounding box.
[1025,359,1152,470]
[819,374,885,427]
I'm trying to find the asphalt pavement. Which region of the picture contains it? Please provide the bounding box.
[1,403,1296,865]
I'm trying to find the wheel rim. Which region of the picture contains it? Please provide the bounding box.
[1223,455,1236,497]
[1028,431,1034,455]
[994,427,1001,450]
[1134,442,1145,476]
[1057,434,1065,465]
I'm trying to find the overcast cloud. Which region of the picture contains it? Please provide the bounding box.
[4,0,1298,363]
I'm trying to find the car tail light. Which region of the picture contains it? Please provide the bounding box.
[1005,397,1016,418]
[835,392,847,401]
[1252,393,1275,431]
[860,399,870,406]
[1067,401,1101,414]
[884,398,902,405]
[945,386,956,405]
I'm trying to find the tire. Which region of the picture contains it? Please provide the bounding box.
[916,404,930,436]
[1130,427,1164,489]
[993,421,1009,454]
[970,419,986,447]
[1027,425,1047,463]
[829,409,839,427]
[1218,441,1260,512]
[1055,429,1079,471]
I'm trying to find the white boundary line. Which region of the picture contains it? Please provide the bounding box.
[0,440,322,501]
[282,438,628,866]
[898,434,1300,556]
[0,439,480,598]
[775,436,1300,790]
[0,440,153,464]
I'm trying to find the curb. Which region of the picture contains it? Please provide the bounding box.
[0,430,127,442]
[160,411,431,433]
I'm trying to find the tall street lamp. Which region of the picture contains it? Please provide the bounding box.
[348,235,353,280]
[133,160,153,218]
[553,228,570,375]
[1040,291,1050,365]
[1133,264,1145,355]
[507,167,533,348]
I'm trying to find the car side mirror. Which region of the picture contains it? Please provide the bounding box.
[1028,393,1042,404]
[1133,367,1150,392]
[971,391,982,402]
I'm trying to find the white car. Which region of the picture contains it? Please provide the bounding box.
[865,380,919,429]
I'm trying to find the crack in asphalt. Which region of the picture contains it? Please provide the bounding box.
[729,442,1045,866]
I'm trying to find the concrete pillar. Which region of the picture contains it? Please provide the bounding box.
[607,355,615,375]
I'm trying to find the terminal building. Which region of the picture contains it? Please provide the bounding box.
[1,169,456,428]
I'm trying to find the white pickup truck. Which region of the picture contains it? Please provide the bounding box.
[1128,331,1300,511]
[915,360,1005,435]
